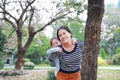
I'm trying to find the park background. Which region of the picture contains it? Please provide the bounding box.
[0,0,120,80]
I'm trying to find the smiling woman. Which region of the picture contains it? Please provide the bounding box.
[56,26,84,80]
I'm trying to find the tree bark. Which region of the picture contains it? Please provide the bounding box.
[15,29,36,70]
[81,0,104,80]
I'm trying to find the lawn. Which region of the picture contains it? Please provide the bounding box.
[97,69,120,80]
[1,66,120,80]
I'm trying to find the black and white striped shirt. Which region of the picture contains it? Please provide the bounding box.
[59,40,83,73]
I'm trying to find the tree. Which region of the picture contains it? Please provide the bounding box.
[26,35,50,64]
[81,0,104,80]
[52,18,85,41]
[0,28,6,61]
[0,0,84,70]
[99,48,107,59]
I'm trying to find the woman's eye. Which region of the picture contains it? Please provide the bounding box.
[59,34,62,37]
[63,32,66,35]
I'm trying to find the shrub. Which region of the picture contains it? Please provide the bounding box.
[23,58,31,62]
[106,59,113,65]
[31,59,40,64]
[112,53,120,65]
[99,48,107,59]
[116,47,120,54]
[23,62,35,70]
[0,61,4,69]
[47,70,56,80]
[14,58,31,64]
[98,57,107,66]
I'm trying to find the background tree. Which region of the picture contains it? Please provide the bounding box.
[0,27,7,61]
[52,17,85,41]
[51,0,86,40]
[81,0,104,80]
[0,23,7,69]
[100,6,120,58]
[25,35,50,64]
[0,0,85,70]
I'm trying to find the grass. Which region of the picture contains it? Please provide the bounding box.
[1,65,120,80]
[97,69,120,80]
[1,68,120,80]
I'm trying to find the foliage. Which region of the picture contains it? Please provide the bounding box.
[99,48,107,59]
[23,62,35,70]
[103,8,120,27]
[52,18,84,41]
[14,58,31,64]
[51,0,86,39]
[0,61,4,69]
[112,53,120,65]
[0,28,7,63]
[0,29,6,51]
[63,0,85,15]
[47,70,56,80]
[101,27,120,57]
[26,35,50,64]
[101,7,120,57]
[23,58,31,62]
[98,57,107,66]
[116,47,120,54]
[68,18,84,41]
[0,0,86,70]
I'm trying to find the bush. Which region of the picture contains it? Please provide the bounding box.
[112,53,120,65]
[47,70,56,80]
[14,58,31,64]
[23,62,35,70]
[98,57,107,66]
[116,47,120,54]
[24,58,31,62]
[0,61,4,69]
[31,59,40,64]
[106,59,113,65]
[99,48,107,59]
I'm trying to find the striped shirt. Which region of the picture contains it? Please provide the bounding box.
[59,40,83,73]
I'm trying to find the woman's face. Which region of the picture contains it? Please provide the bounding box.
[52,39,61,47]
[58,29,71,44]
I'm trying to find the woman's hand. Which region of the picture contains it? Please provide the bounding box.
[72,38,77,45]
[58,47,63,53]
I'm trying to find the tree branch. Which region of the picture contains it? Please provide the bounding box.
[36,10,76,32]
[0,0,17,22]
[28,6,34,32]
[18,0,35,21]
[4,18,17,29]
[8,29,16,38]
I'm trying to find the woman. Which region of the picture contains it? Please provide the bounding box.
[56,26,84,80]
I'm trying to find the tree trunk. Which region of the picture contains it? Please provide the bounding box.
[15,49,25,70]
[81,0,104,80]
[15,29,36,70]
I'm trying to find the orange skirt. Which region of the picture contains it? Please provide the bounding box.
[57,71,81,80]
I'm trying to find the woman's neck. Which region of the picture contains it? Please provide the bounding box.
[62,40,72,48]
[62,39,75,52]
